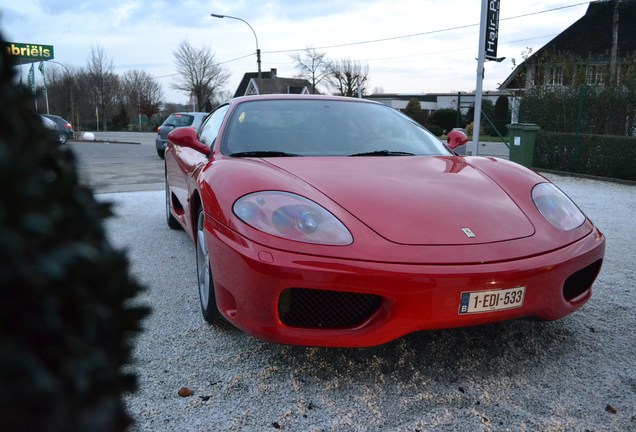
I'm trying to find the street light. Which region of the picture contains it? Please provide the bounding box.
[210,13,262,90]
[48,60,75,134]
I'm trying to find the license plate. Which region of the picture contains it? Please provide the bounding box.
[459,286,525,314]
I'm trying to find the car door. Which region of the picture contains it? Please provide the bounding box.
[172,104,230,231]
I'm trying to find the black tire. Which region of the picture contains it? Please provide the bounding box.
[59,133,67,144]
[165,177,181,230]
[157,148,165,159]
[195,207,220,324]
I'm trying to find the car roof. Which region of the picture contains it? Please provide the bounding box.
[39,114,56,125]
[229,94,381,105]
[43,114,69,121]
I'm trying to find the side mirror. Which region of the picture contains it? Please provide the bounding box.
[167,127,210,156]
[447,130,468,150]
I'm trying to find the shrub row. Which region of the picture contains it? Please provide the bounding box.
[534,130,636,181]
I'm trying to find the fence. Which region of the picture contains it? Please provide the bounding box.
[518,85,636,181]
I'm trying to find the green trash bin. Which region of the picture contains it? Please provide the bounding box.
[507,123,540,168]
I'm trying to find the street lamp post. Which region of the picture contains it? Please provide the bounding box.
[49,60,75,135]
[138,89,142,132]
[210,13,262,91]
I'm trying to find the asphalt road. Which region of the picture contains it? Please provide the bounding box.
[67,131,510,194]
[68,132,165,193]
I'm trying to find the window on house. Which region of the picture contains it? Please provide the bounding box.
[546,65,564,86]
[586,65,606,86]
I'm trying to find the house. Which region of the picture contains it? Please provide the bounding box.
[364,93,438,113]
[499,0,636,91]
[233,68,312,97]
[364,92,505,114]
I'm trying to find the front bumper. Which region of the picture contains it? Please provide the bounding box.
[205,218,605,347]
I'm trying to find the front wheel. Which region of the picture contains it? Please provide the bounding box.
[196,207,220,324]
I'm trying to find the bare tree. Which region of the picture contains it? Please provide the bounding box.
[86,45,119,131]
[327,58,369,97]
[172,40,230,111]
[71,68,93,130]
[43,63,75,122]
[289,47,331,94]
[122,70,163,129]
[215,90,233,104]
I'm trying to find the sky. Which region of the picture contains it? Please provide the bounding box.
[0,0,593,104]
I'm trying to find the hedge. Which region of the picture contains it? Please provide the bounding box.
[534,130,636,181]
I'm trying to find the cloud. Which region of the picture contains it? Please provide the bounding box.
[1,0,590,103]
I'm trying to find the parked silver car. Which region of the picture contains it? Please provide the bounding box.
[155,112,208,158]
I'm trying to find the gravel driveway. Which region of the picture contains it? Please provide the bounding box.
[102,173,635,432]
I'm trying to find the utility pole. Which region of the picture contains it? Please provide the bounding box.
[609,0,620,84]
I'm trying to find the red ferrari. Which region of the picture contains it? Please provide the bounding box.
[164,94,605,348]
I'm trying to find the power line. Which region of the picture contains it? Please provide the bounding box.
[148,2,588,83]
[150,53,253,80]
[262,2,589,55]
[357,34,560,64]
[219,53,254,65]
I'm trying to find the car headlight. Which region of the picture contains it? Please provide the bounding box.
[233,191,353,245]
[532,183,585,230]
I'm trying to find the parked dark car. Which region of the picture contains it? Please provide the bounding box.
[39,114,57,131]
[42,114,74,144]
[155,112,208,158]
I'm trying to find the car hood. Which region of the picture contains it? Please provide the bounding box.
[264,156,535,246]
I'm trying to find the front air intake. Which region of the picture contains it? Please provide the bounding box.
[278,288,382,329]
[563,259,603,301]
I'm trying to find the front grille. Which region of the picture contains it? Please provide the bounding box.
[278,288,382,329]
[563,259,603,301]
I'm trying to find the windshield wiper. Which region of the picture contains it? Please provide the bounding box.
[229,151,302,157]
[349,150,416,157]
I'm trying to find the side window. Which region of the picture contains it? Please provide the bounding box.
[199,105,230,146]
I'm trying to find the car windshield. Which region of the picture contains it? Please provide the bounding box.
[222,99,451,157]
[164,114,195,127]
